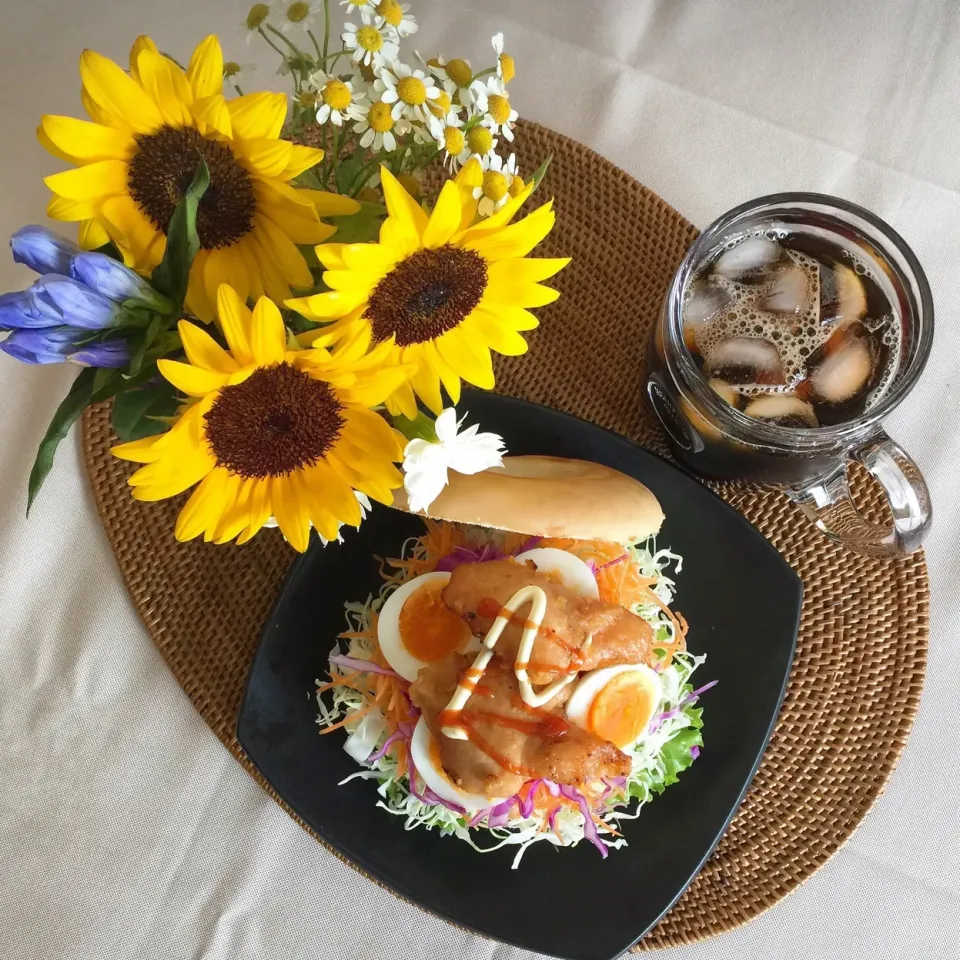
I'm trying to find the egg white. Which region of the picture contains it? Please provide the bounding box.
[377,571,455,682]
[410,717,504,811]
[566,664,662,748]
[515,547,600,599]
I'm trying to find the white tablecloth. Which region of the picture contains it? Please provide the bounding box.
[1,2,957,958]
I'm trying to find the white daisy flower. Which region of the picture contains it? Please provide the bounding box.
[276,0,321,32]
[472,152,519,217]
[461,123,498,165]
[353,99,409,152]
[375,62,441,123]
[342,8,399,68]
[374,0,418,38]
[308,70,367,126]
[241,2,272,45]
[402,409,506,514]
[223,60,256,80]
[428,112,468,172]
[340,0,371,7]
[491,32,516,84]
[480,89,519,142]
[425,54,474,99]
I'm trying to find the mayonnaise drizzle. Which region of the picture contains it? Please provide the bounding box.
[440,585,578,740]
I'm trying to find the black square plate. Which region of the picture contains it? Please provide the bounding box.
[237,391,801,960]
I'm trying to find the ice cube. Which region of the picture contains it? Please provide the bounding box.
[704,336,784,385]
[819,262,867,325]
[713,237,782,280]
[684,281,732,327]
[761,264,809,314]
[808,333,873,403]
[743,394,818,428]
[707,378,741,408]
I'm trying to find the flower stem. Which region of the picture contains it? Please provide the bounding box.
[322,0,330,60]
[309,28,323,61]
[257,26,288,60]
[266,22,306,58]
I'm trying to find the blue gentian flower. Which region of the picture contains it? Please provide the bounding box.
[9,225,80,277]
[0,327,129,367]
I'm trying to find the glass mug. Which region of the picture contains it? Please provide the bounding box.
[644,193,933,557]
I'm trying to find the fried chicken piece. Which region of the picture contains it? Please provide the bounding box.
[441,559,655,684]
[411,655,631,798]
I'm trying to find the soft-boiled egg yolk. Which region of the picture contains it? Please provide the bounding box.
[566,664,661,750]
[378,572,472,681]
[410,717,503,811]
[514,546,599,598]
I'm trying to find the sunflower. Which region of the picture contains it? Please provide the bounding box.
[285,159,568,418]
[38,34,359,322]
[112,284,408,552]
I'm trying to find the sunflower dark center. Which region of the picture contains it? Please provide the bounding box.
[204,363,344,478]
[128,126,255,249]
[366,245,488,346]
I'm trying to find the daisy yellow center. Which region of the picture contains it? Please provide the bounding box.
[499,53,516,83]
[376,0,403,26]
[466,126,493,156]
[297,90,320,107]
[397,173,421,198]
[246,3,270,29]
[286,1,310,22]
[204,363,344,479]
[487,93,511,125]
[322,79,352,110]
[357,186,380,203]
[366,245,488,346]
[368,102,395,132]
[128,127,254,249]
[482,171,508,202]
[445,58,472,88]
[443,126,464,156]
[508,175,525,198]
[397,75,427,106]
[428,90,451,118]
[356,25,384,52]
[223,61,241,78]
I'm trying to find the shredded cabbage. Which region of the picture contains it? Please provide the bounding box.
[316,535,709,868]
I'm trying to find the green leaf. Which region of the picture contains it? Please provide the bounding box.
[327,201,386,244]
[390,411,437,444]
[652,647,667,659]
[529,155,552,193]
[26,367,96,515]
[150,156,210,309]
[111,382,179,442]
[127,313,163,377]
[334,153,366,194]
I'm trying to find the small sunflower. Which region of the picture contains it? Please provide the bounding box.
[286,160,569,419]
[39,34,358,322]
[112,284,408,552]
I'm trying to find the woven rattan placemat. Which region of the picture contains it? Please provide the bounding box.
[81,120,929,950]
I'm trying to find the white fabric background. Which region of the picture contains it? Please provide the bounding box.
[1,1,957,958]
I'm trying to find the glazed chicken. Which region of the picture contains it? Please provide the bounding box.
[441,558,656,684]
[410,654,631,797]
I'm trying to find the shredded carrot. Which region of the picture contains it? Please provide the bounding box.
[316,670,363,694]
[318,703,375,734]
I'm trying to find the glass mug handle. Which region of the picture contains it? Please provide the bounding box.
[786,431,932,557]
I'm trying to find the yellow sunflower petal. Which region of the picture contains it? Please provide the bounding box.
[216,283,256,365]
[234,236,266,301]
[422,180,463,249]
[44,159,127,201]
[128,36,159,82]
[111,434,163,463]
[255,179,327,244]
[179,319,237,373]
[435,328,495,389]
[315,243,347,270]
[236,477,273,545]
[204,246,250,307]
[424,341,462,405]
[404,348,444,414]
[250,296,286,365]
[277,144,326,181]
[340,242,399,274]
[78,218,110,250]
[100,194,164,268]
[39,115,133,164]
[186,35,224,101]
[253,214,313,288]
[297,189,361,218]
[158,358,229,397]
[227,91,287,140]
[378,214,421,258]
[462,202,556,261]
[212,476,256,544]
[136,49,193,126]
[191,94,232,139]
[380,167,428,236]
[46,194,97,222]
[328,440,402,503]
[384,379,419,421]
[485,279,561,308]
[174,467,231,541]
[463,309,529,356]
[286,288,367,321]
[79,48,164,134]
[185,249,215,322]
[272,477,312,553]
[248,234,293,304]
[234,137,295,179]
[307,460,363,528]
[453,157,483,231]
[461,181,535,236]
[488,257,570,284]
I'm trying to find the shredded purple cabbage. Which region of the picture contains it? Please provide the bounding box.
[649,679,718,734]
[435,536,542,572]
[597,553,629,571]
[366,730,406,764]
[407,757,467,815]
[690,744,701,759]
[558,784,608,858]
[329,654,406,681]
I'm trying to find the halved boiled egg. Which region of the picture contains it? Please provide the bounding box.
[410,717,504,811]
[378,572,473,681]
[566,664,662,750]
[515,546,599,599]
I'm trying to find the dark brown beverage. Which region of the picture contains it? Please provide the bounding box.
[681,230,901,430]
